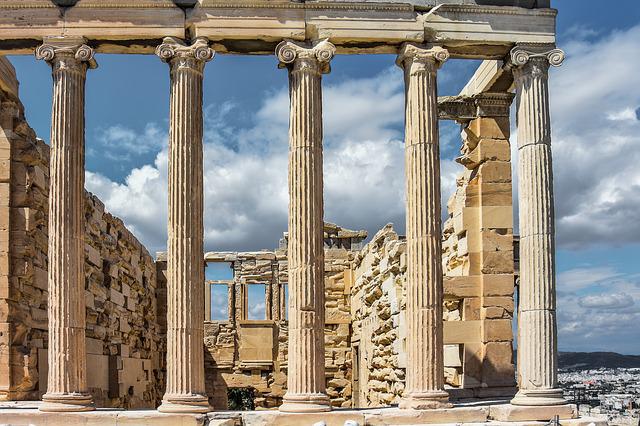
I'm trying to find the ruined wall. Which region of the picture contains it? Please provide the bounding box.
[0,58,163,407]
[157,224,365,409]
[351,225,407,407]
[441,114,516,397]
[351,110,517,406]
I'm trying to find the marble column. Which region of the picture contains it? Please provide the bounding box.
[35,37,96,413]
[396,43,451,410]
[509,45,567,407]
[155,37,214,413]
[275,39,335,413]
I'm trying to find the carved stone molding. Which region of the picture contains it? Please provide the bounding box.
[155,37,214,73]
[509,45,564,68]
[275,39,336,74]
[438,92,515,122]
[35,36,97,71]
[396,43,449,70]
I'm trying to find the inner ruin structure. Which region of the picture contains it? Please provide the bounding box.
[0,0,598,424]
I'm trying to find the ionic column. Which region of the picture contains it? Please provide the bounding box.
[155,37,214,413]
[35,37,96,413]
[275,39,335,413]
[509,45,567,407]
[396,43,451,410]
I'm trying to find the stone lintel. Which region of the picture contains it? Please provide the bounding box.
[438,92,514,122]
[0,2,554,56]
[459,59,515,97]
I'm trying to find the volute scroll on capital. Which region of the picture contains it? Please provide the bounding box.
[396,43,450,69]
[35,36,97,69]
[508,45,565,68]
[275,39,336,74]
[155,37,215,70]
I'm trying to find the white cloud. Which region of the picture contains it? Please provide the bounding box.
[88,122,167,162]
[556,265,640,353]
[86,67,461,253]
[544,24,640,248]
[557,266,623,293]
[578,292,635,309]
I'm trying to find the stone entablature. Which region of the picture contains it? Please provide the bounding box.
[0,1,556,56]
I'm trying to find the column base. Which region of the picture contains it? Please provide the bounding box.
[511,388,566,406]
[157,393,211,413]
[279,392,331,413]
[399,390,452,410]
[39,392,95,412]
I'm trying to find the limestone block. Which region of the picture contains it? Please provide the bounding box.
[458,138,510,169]
[364,406,489,425]
[443,345,461,368]
[482,342,515,387]
[110,288,125,307]
[483,319,512,342]
[308,8,423,47]
[477,161,512,184]
[444,320,481,344]
[86,353,109,390]
[86,337,103,355]
[463,297,480,321]
[462,342,483,388]
[0,1,63,42]
[490,403,576,421]
[85,243,101,267]
[480,205,513,229]
[482,274,514,296]
[464,182,512,207]
[189,6,305,44]
[467,117,510,141]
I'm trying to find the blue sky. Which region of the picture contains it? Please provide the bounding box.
[7,0,640,354]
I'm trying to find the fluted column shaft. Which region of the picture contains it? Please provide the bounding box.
[276,39,335,413]
[396,44,451,410]
[510,45,566,407]
[35,37,96,413]
[156,37,214,413]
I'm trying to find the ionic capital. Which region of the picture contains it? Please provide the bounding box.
[396,43,449,70]
[508,44,565,69]
[155,37,215,73]
[276,39,336,74]
[35,36,97,71]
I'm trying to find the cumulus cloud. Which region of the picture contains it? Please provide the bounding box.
[578,293,635,309]
[556,265,640,353]
[545,24,640,248]
[86,67,460,253]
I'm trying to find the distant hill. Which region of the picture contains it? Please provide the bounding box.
[559,352,640,370]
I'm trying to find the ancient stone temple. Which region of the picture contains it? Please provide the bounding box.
[0,0,604,425]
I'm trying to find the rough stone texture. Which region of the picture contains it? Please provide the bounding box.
[157,224,364,411]
[351,225,408,408]
[0,57,163,409]
[441,94,517,398]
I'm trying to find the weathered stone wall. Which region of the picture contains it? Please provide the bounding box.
[0,58,164,408]
[157,224,364,409]
[442,114,516,397]
[351,113,517,407]
[351,225,407,407]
